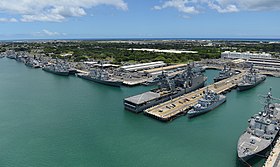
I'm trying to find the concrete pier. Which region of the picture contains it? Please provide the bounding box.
[263,138,280,167]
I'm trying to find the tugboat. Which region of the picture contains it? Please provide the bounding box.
[77,68,123,87]
[237,65,266,91]
[187,88,226,118]
[213,65,234,82]
[42,61,69,76]
[237,88,280,161]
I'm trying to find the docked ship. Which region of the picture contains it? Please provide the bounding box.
[213,65,234,82]
[6,51,16,59]
[0,52,6,58]
[143,71,174,86]
[124,65,207,113]
[187,88,226,118]
[192,63,206,73]
[25,56,41,68]
[237,66,266,91]
[237,88,280,161]
[42,62,69,76]
[77,69,123,87]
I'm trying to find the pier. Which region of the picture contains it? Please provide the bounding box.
[144,72,244,121]
[263,138,280,167]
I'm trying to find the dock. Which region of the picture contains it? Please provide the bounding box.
[263,138,280,167]
[144,72,244,121]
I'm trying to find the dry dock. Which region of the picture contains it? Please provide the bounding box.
[144,72,244,121]
[263,138,280,167]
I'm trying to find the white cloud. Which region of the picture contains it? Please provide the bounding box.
[154,0,280,14]
[0,0,128,22]
[236,0,280,11]
[208,2,239,13]
[0,17,18,22]
[33,29,66,36]
[154,0,199,14]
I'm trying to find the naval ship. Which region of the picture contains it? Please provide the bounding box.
[0,53,5,58]
[25,56,41,68]
[124,65,207,113]
[42,61,70,76]
[213,65,234,82]
[192,63,206,73]
[77,68,123,87]
[6,51,16,59]
[187,88,226,118]
[237,88,280,161]
[237,66,266,91]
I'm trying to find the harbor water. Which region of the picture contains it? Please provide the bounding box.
[0,58,279,167]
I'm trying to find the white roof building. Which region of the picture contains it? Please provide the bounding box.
[121,61,166,72]
[221,51,272,59]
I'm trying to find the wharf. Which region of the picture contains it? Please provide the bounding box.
[144,72,244,122]
[263,138,280,167]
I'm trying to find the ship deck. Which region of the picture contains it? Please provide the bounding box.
[144,72,244,121]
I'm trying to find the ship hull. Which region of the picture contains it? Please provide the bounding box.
[237,76,266,91]
[26,63,41,68]
[213,74,233,82]
[213,76,228,82]
[187,96,226,118]
[78,74,122,87]
[237,132,278,161]
[42,68,69,76]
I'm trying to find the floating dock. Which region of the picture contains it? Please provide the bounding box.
[144,72,244,121]
[263,138,280,167]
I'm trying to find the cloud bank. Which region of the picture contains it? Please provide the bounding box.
[0,0,128,22]
[154,0,280,14]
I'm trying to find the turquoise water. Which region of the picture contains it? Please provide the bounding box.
[0,58,279,167]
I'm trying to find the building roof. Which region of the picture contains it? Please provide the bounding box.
[124,91,160,105]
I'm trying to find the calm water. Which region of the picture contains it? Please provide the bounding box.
[0,58,279,167]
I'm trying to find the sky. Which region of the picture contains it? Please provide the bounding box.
[0,0,280,40]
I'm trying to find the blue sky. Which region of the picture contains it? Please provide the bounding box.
[0,0,280,40]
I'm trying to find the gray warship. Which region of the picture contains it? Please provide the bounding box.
[192,63,206,73]
[187,88,226,118]
[237,88,280,161]
[124,65,207,113]
[213,65,234,82]
[42,61,70,76]
[144,71,175,86]
[6,50,16,59]
[25,56,41,68]
[77,68,123,87]
[0,53,5,58]
[237,66,266,91]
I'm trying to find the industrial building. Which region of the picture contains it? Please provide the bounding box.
[120,61,166,72]
[221,51,272,59]
[246,58,280,71]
